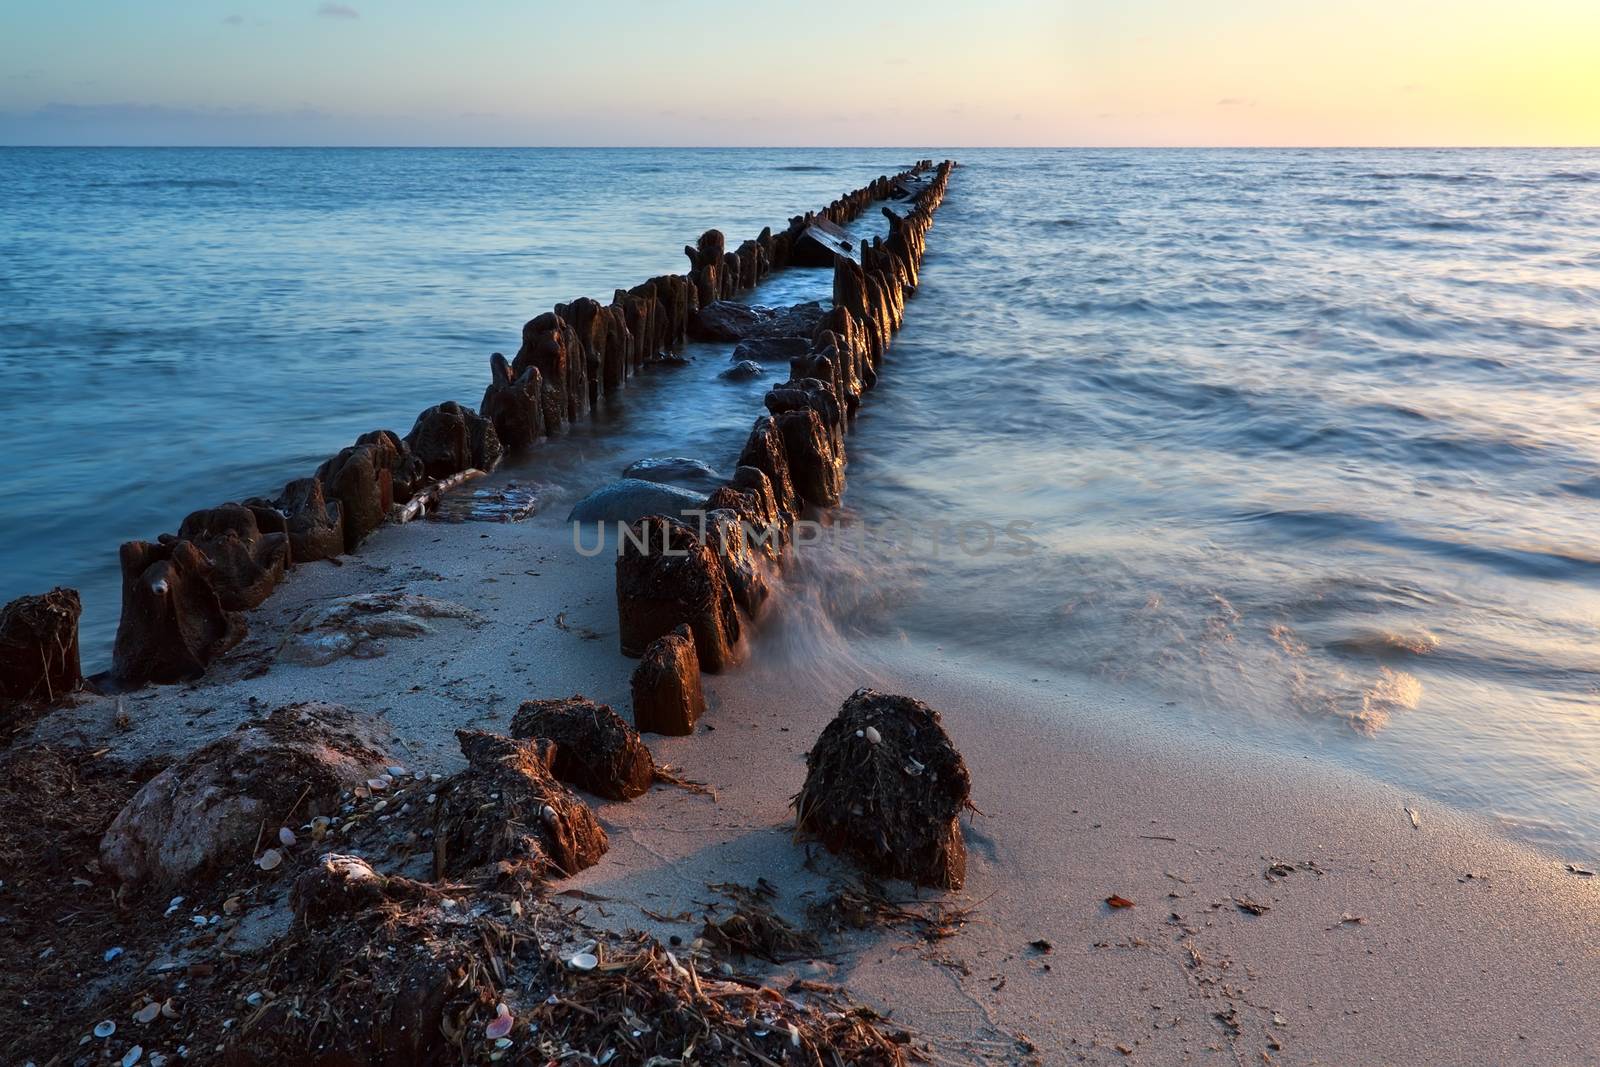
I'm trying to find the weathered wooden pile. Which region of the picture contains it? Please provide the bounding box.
[0,160,939,711]
[614,161,955,673]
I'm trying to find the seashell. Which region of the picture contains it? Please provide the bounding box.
[190,915,207,927]
[122,1045,143,1067]
[222,896,242,915]
[566,952,598,971]
[485,1010,514,1040]
[309,815,331,840]
[508,899,523,918]
[94,1020,116,1039]
[278,827,297,847]
[366,777,389,792]
[425,794,436,805]
[135,1001,161,1024]
[255,849,283,871]
[244,992,264,1007]
[854,729,864,738]
[413,770,428,782]
[718,962,734,976]
[161,998,178,1019]
[387,766,407,777]
[541,804,558,826]
[494,1036,513,1049]
[163,897,184,917]
[104,946,124,962]
[149,1053,169,1067]
[372,800,388,813]
[863,726,882,745]
[150,578,169,596]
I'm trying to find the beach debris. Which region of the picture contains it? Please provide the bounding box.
[510,695,655,801]
[566,951,599,971]
[0,586,83,708]
[615,516,742,672]
[793,688,973,890]
[630,624,706,736]
[279,591,481,666]
[700,883,821,963]
[290,852,437,921]
[1029,939,1054,953]
[104,945,124,962]
[134,1001,162,1024]
[1234,897,1270,916]
[432,483,540,524]
[1565,864,1595,876]
[1332,913,1367,928]
[431,730,608,881]
[1406,806,1421,829]
[255,848,283,872]
[94,1020,116,1039]
[277,826,296,847]
[1105,895,1135,910]
[121,1045,143,1066]
[98,701,393,889]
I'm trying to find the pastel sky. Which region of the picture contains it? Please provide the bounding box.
[1,0,1596,146]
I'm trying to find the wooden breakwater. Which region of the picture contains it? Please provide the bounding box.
[0,160,943,708]
[614,162,956,672]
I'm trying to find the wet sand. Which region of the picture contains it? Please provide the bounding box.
[31,496,1600,1065]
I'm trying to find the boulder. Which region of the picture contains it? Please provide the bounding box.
[280,591,481,666]
[792,689,972,889]
[630,624,706,736]
[111,539,244,688]
[404,400,503,480]
[279,477,345,562]
[621,456,725,493]
[732,335,811,364]
[316,440,393,552]
[99,702,393,889]
[615,515,741,672]
[174,504,291,611]
[776,407,844,508]
[689,300,825,343]
[566,478,706,525]
[0,587,83,706]
[510,695,655,800]
[736,415,801,521]
[480,351,545,450]
[720,359,765,382]
[433,730,608,879]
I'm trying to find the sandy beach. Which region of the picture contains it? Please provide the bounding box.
[22,494,1599,1064]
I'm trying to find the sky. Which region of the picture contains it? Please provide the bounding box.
[1,0,1597,146]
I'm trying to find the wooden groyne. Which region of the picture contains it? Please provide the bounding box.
[0,160,944,712]
[615,162,956,672]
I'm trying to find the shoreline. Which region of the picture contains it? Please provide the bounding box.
[17,497,1600,1063]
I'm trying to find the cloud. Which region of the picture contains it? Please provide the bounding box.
[317,3,358,18]
[222,13,244,25]
[1216,97,1256,107]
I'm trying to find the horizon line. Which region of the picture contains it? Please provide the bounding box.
[3,143,1598,151]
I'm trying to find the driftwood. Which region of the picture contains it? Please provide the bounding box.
[390,468,485,524]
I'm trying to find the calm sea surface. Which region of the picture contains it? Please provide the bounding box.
[4,147,1600,855]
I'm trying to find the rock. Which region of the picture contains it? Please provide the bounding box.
[290,853,436,922]
[173,504,290,611]
[792,689,972,889]
[279,592,481,666]
[688,300,825,343]
[622,456,725,493]
[732,335,811,364]
[736,415,801,522]
[315,440,393,552]
[510,695,655,800]
[111,539,244,688]
[704,466,788,561]
[480,351,545,450]
[630,624,706,736]
[703,508,771,615]
[615,515,741,672]
[433,730,608,879]
[720,359,765,382]
[566,478,707,525]
[404,400,504,479]
[99,702,393,889]
[278,477,344,562]
[0,587,83,706]
[776,407,844,508]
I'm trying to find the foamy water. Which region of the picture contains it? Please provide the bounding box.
[4,147,1600,855]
